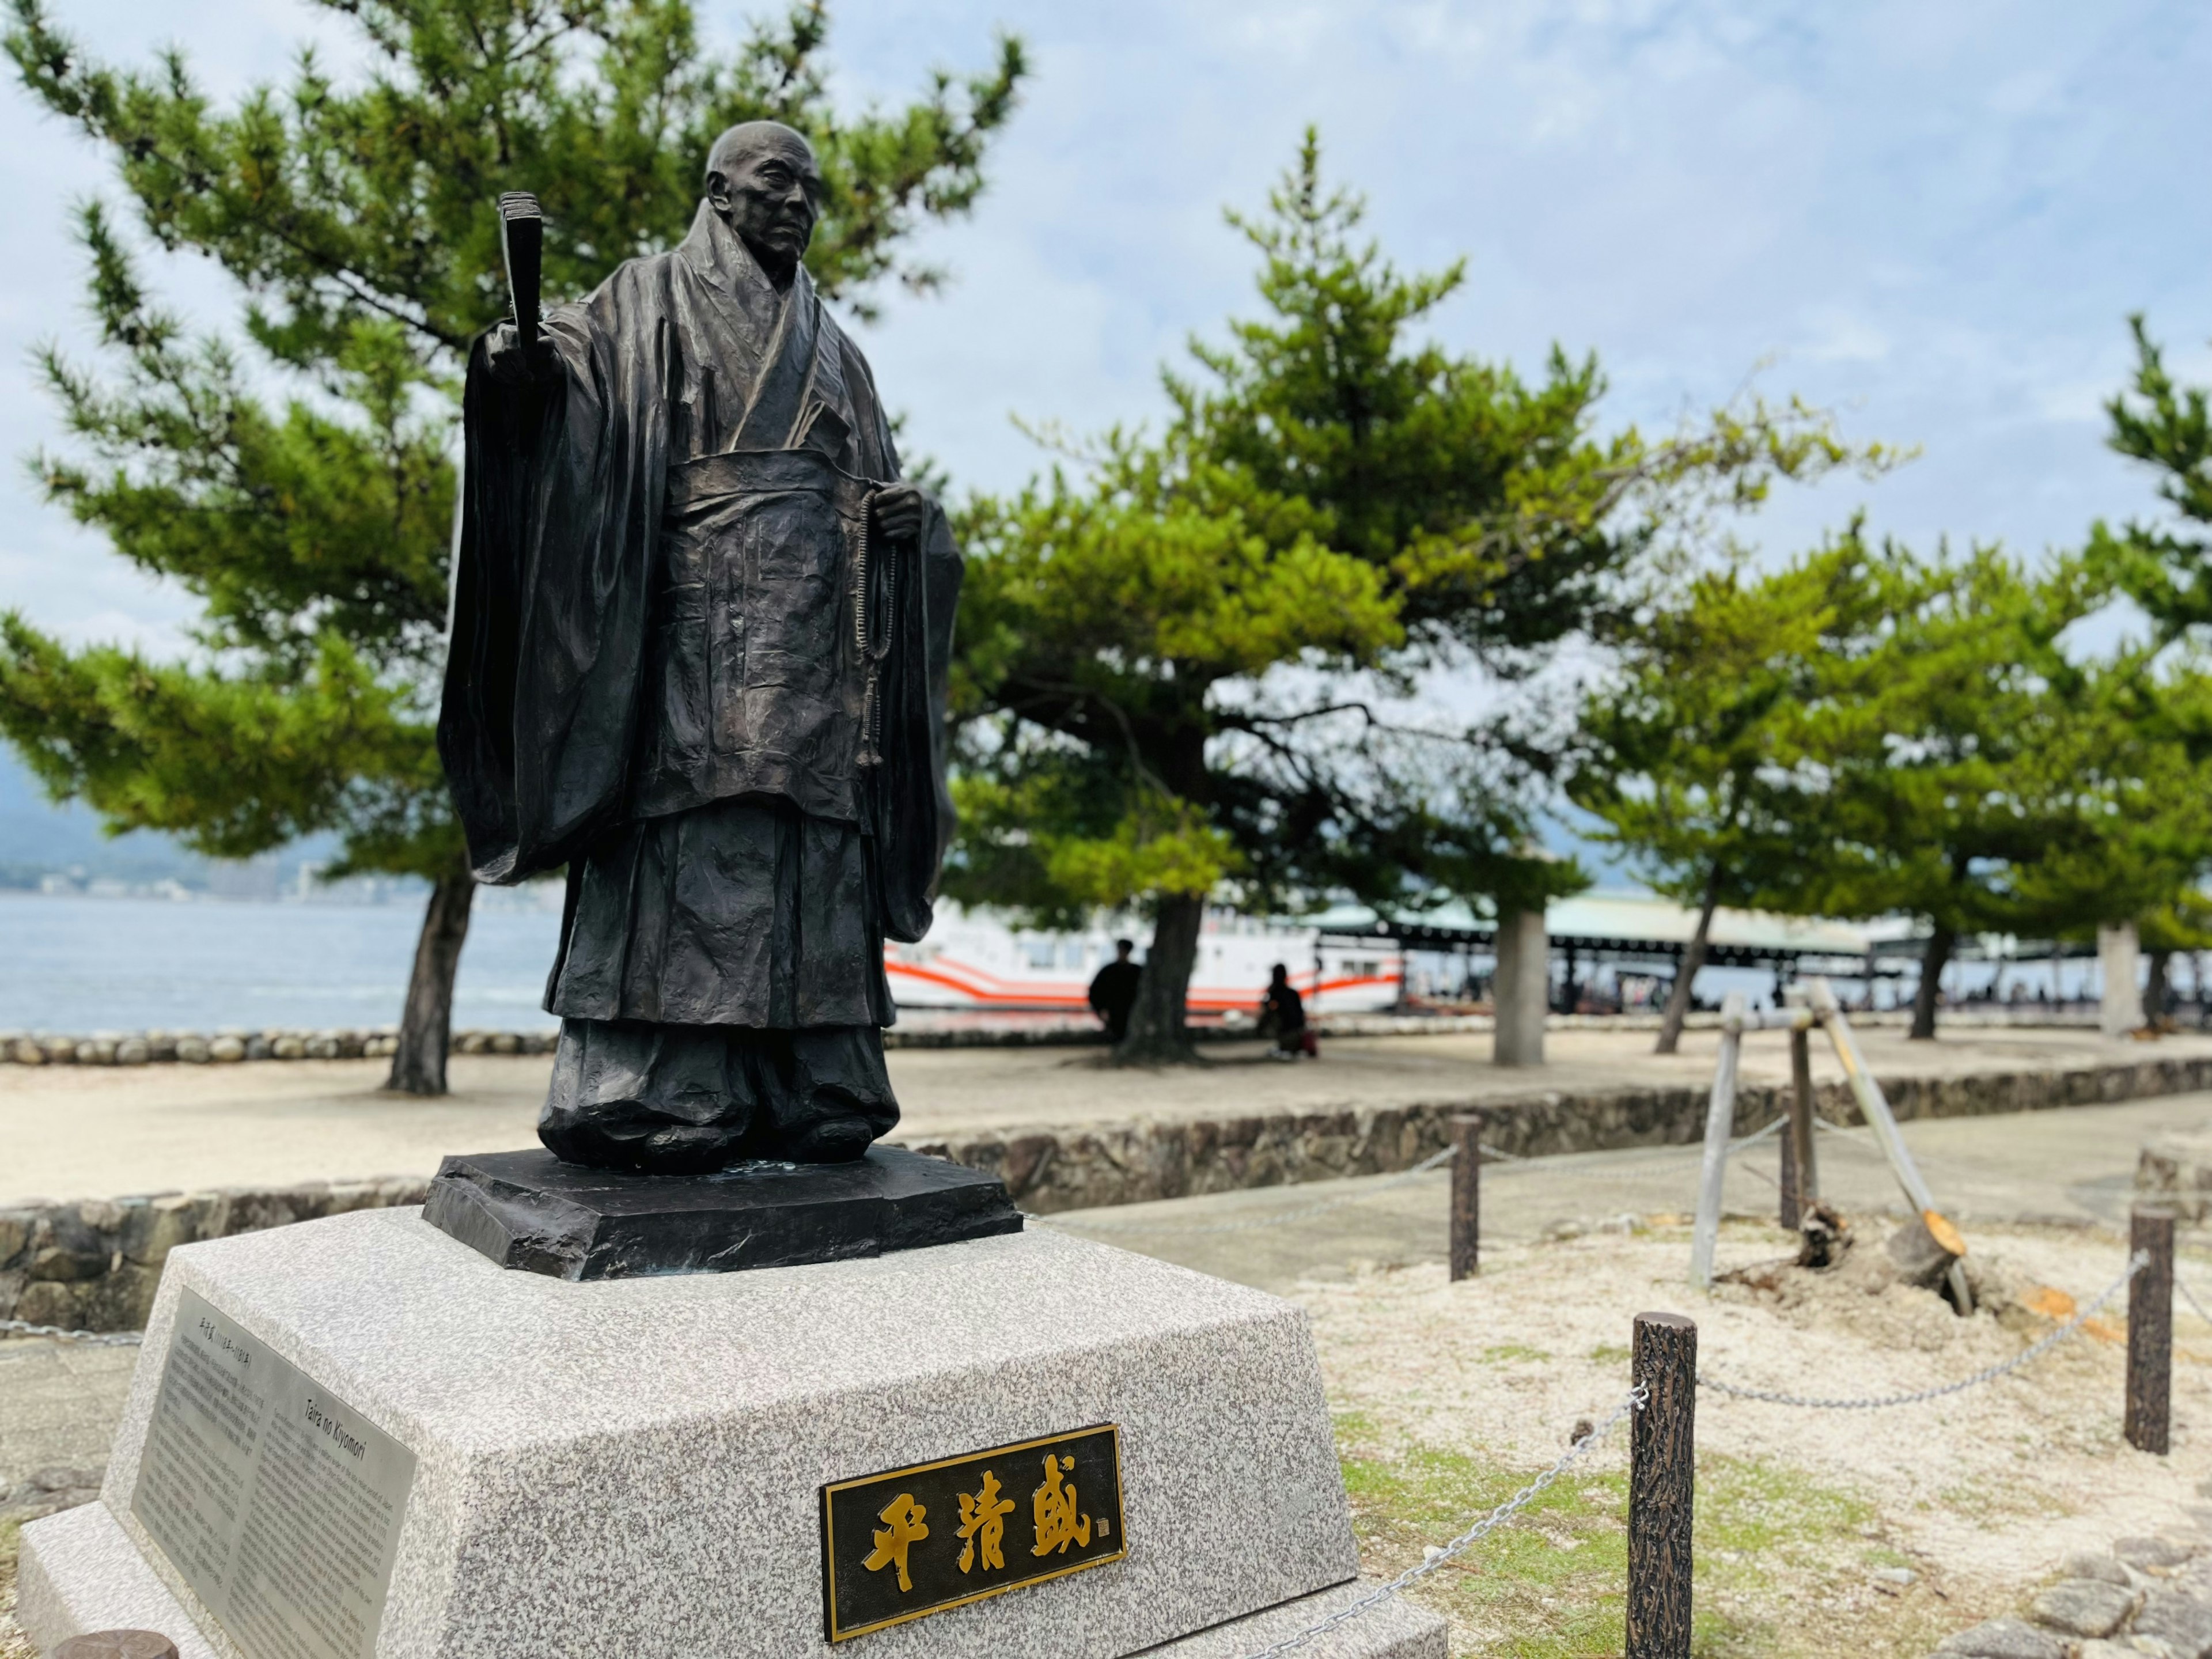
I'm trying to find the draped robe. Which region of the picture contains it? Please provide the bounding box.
[438,203,961,1171]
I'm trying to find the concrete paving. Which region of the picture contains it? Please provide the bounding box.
[6,1022,2207,1204]
[1040,1088,2212,1295]
[6,1086,2207,1494]
[0,1339,137,1495]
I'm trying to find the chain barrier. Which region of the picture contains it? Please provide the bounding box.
[1,1316,143,1347]
[1236,1385,1647,1659]
[1478,1143,1702,1186]
[1041,1120,1801,1236]
[2178,1271,2212,1331]
[1034,1146,1460,1236]
[1813,1118,1881,1149]
[1699,1250,2147,1410]
[1490,1120,1786,1191]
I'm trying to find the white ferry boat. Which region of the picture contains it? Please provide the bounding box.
[884,904,1404,1017]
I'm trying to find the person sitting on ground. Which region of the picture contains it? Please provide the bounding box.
[1262,963,1313,1060]
[1088,939,1143,1044]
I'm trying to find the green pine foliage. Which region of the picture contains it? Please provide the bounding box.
[1811,540,2212,1034]
[949,132,1883,1052]
[1573,537,1888,916]
[1568,535,1897,1044]
[1800,540,2111,940]
[0,0,1025,1071]
[2090,316,2212,644]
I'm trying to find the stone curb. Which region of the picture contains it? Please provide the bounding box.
[0,1027,554,1066]
[0,1007,2113,1066]
[905,1052,2212,1215]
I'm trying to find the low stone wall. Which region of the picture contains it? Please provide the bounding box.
[9,1054,2202,1334]
[0,1028,556,1065]
[905,1053,2212,1214]
[0,1006,2113,1066]
[1,1177,428,1334]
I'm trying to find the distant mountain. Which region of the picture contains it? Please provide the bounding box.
[0,749,334,889]
[0,750,180,877]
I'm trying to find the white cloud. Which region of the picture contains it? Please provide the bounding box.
[1,0,2209,648]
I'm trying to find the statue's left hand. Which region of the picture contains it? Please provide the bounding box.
[873,483,933,543]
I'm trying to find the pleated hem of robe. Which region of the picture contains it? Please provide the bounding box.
[545,797,893,1029]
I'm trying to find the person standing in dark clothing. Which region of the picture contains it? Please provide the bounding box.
[1088,939,1143,1043]
[1262,963,1312,1059]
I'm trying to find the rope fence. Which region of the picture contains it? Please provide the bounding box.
[2180,1268,2212,1331]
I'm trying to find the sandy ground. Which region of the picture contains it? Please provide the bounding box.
[1304,1219,2212,1656]
[5,1021,2207,1204]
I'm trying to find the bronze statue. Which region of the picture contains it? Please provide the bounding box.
[439,123,959,1175]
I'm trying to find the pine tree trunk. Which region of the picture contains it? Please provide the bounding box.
[1656,864,1722,1056]
[385,874,477,1096]
[2147,949,2172,1024]
[1115,891,1206,1065]
[1910,925,1955,1041]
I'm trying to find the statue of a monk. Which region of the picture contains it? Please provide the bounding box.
[437,123,959,1175]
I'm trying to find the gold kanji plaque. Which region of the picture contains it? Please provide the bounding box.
[820,1425,1126,1641]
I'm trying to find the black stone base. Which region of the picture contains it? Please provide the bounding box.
[422,1146,1023,1281]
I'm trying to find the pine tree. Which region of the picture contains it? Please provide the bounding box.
[1785,537,2195,1038]
[1570,535,1891,1052]
[950,134,1878,1060]
[0,0,1025,1090]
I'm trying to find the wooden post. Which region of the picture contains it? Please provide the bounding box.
[1783,1026,1819,1230]
[1778,1123,1800,1232]
[1690,995,1744,1287]
[1805,978,1971,1314]
[1628,1312,1696,1659]
[55,1634,180,1659]
[1450,1113,1483,1282]
[2127,1205,2176,1455]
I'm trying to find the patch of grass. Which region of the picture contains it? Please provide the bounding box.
[1339,1435,1634,1658]
[1331,1407,1380,1438]
[1480,1344,1554,1365]
[1336,1423,1950,1658]
[1588,1344,1633,1367]
[2,1516,35,1659]
[1700,1456,1871,1563]
[1933,1476,2069,1525]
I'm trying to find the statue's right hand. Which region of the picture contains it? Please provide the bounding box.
[484,321,558,387]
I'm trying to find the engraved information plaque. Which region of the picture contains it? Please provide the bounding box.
[131,1289,416,1659]
[821,1425,1125,1642]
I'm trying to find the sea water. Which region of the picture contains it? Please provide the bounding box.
[0,892,564,1034]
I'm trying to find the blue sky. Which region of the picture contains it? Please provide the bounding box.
[2,1,2210,837]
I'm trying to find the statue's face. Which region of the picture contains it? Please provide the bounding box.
[707,130,822,275]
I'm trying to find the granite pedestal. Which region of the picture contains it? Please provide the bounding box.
[18,1207,1444,1658]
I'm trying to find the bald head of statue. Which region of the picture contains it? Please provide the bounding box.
[703,121,823,289]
